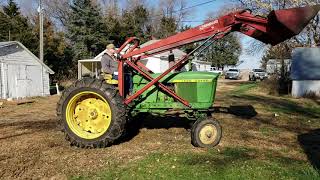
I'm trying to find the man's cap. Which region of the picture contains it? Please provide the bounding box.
[106,44,115,50]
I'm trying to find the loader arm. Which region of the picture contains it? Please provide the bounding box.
[117,5,320,106]
[120,5,320,59]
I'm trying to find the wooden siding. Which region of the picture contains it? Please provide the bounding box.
[0,63,2,98]
[0,44,39,65]
[42,67,50,96]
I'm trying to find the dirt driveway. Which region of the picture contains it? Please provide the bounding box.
[0,81,318,179]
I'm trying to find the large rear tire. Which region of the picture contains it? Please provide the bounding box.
[56,78,127,148]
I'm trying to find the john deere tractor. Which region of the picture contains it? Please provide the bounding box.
[57,5,320,148]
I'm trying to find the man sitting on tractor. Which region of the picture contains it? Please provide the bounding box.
[101,43,118,79]
[101,43,133,94]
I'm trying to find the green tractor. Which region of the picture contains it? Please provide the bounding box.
[56,5,320,148]
[57,71,221,148]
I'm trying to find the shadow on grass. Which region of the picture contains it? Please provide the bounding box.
[298,129,320,170]
[231,94,320,118]
[118,105,259,145]
[182,147,256,167]
[0,119,58,140]
[116,114,192,144]
[213,105,258,119]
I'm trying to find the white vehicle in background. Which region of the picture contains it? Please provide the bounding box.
[225,69,241,79]
[249,69,268,81]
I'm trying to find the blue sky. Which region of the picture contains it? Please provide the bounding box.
[11,0,265,69]
[144,0,265,69]
[178,0,265,69]
[181,0,230,26]
[149,0,266,69]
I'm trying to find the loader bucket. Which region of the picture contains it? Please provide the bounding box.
[255,5,320,45]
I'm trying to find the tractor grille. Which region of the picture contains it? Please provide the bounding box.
[227,73,237,77]
[175,83,198,102]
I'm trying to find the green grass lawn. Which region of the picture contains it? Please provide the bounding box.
[74,147,319,180]
[230,82,258,95]
[73,82,320,179]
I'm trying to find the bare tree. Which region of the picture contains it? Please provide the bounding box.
[102,0,120,18]
[123,0,148,10]
[42,0,71,27]
[158,0,190,26]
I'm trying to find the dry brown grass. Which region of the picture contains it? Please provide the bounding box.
[0,81,319,178]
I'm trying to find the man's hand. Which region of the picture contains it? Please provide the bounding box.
[114,53,122,60]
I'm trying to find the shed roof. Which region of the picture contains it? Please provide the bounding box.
[0,41,54,74]
[0,41,16,47]
[291,47,320,80]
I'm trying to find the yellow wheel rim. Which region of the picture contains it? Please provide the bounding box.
[66,91,112,139]
[199,124,217,145]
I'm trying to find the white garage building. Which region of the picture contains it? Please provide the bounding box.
[0,41,54,99]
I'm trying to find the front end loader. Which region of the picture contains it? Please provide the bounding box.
[57,5,320,148]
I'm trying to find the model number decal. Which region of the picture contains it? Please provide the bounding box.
[172,79,212,82]
[199,20,218,31]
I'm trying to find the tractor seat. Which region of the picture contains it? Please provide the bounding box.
[102,73,118,85]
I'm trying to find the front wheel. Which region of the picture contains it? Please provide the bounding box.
[191,118,222,148]
[56,78,127,148]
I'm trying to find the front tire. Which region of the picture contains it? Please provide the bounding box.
[56,78,127,148]
[191,118,222,148]
[252,76,256,81]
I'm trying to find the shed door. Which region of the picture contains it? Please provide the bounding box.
[7,64,42,98]
[7,64,31,98]
[26,65,42,97]
[7,64,18,98]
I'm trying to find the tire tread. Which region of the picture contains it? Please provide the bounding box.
[56,78,127,148]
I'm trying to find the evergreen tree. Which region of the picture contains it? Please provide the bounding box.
[0,11,10,40]
[157,16,177,38]
[2,0,20,17]
[120,5,150,43]
[104,15,122,47]
[67,0,108,60]
[103,3,151,46]
[202,34,241,69]
[0,0,37,53]
[103,0,122,46]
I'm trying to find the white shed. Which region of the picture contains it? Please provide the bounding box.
[266,59,291,75]
[291,47,320,97]
[0,41,54,99]
[139,40,187,73]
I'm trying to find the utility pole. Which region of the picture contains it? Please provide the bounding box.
[38,0,44,96]
[39,0,44,62]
